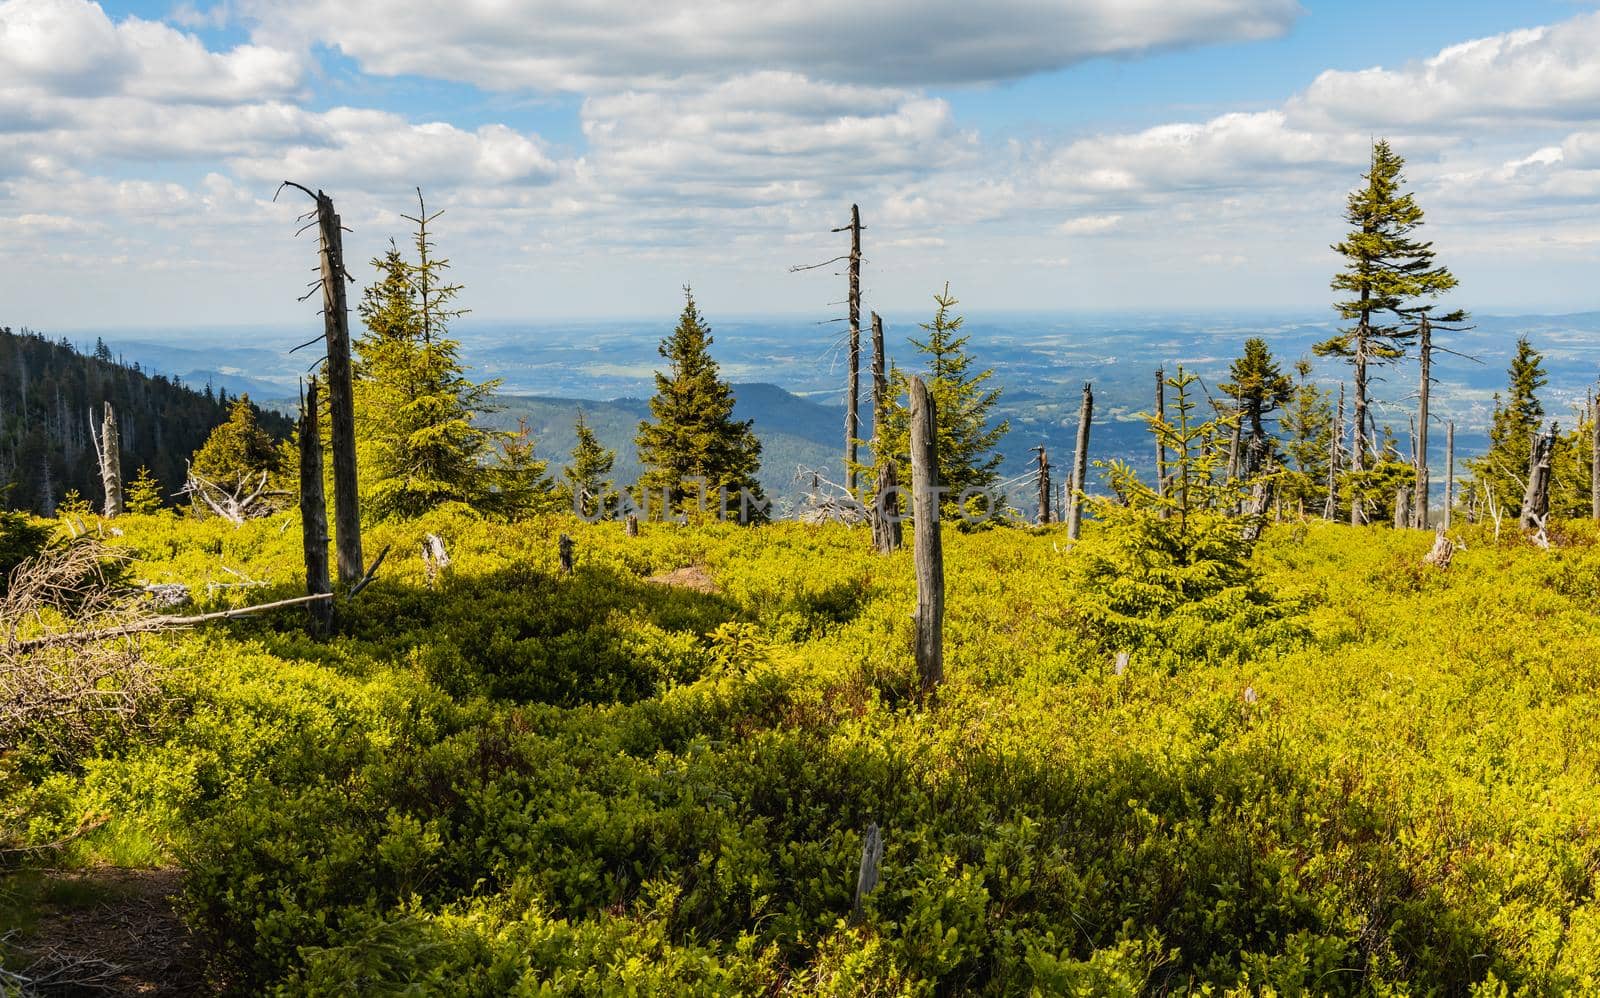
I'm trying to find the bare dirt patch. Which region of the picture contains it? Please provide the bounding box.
[3,866,201,996]
[645,565,719,593]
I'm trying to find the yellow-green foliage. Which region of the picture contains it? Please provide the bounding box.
[5,509,1600,995]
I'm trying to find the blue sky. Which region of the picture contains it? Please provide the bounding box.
[3,0,1599,326]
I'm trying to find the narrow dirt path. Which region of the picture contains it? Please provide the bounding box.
[4,867,201,995]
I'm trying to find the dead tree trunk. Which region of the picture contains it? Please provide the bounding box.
[1241,463,1275,543]
[298,378,332,634]
[94,402,122,518]
[868,311,901,553]
[421,532,450,586]
[1324,383,1344,521]
[1422,525,1455,568]
[1592,384,1600,521]
[1225,406,1242,482]
[908,376,943,696]
[1155,369,1167,496]
[625,514,639,538]
[873,461,901,553]
[558,534,576,574]
[285,183,364,586]
[1414,318,1432,529]
[1032,444,1051,525]
[852,822,883,921]
[1351,322,1369,526]
[1445,420,1455,530]
[1155,369,1169,519]
[1068,382,1094,540]
[1520,425,1555,531]
[1393,486,1411,529]
[838,205,863,494]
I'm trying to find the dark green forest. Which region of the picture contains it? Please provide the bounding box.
[0,327,292,514]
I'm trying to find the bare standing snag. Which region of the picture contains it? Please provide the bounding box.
[1067,382,1094,541]
[277,181,364,587]
[908,376,943,695]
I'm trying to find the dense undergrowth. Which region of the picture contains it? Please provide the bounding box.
[4,510,1600,995]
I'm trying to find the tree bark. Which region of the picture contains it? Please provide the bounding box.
[908,376,943,696]
[1393,486,1410,529]
[852,822,883,920]
[1592,383,1600,521]
[1520,426,1554,531]
[1068,382,1093,541]
[1414,318,1432,529]
[1445,420,1455,530]
[1351,322,1368,525]
[1325,383,1344,521]
[97,401,122,518]
[1155,369,1169,519]
[558,533,575,574]
[1241,466,1274,542]
[1422,524,1455,568]
[1226,408,1241,481]
[1034,445,1051,525]
[298,377,332,635]
[844,204,862,493]
[868,311,901,553]
[307,188,364,586]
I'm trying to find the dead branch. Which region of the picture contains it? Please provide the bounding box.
[179,465,282,524]
[347,545,390,597]
[792,466,869,525]
[6,593,334,654]
[788,255,850,273]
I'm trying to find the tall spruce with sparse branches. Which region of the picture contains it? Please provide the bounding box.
[636,289,765,522]
[878,284,1008,517]
[1219,337,1292,476]
[353,199,501,520]
[1316,141,1460,523]
[1279,360,1333,515]
[1469,337,1547,515]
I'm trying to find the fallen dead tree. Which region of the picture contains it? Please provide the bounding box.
[179,465,284,524]
[794,466,870,525]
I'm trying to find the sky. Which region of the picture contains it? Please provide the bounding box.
[2,0,1599,329]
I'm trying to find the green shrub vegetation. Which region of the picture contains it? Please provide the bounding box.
[4,501,1599,995]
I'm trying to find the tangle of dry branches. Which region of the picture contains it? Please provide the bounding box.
[0,539,160,760]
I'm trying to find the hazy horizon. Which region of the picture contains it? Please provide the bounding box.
[6,1,1600,325]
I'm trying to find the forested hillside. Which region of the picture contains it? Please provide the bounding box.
[0,327,293,514]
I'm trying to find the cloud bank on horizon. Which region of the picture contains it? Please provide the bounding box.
[1,0,1597,327]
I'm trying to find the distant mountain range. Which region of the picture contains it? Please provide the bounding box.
[60,310,1600,517]
[488,383,858,508]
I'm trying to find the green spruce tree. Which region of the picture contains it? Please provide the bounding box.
[488,418,557,520]
[1279,360,1333,516]
[1315,140,1460,521]
[563,412,619,520]
[877,284,1009,517]
[354,198,501,521]
[1219,337,1292,475]
[188,395,290,517]
[1469,337,1547,515]
[125,465,164,514]
[636,289,765,522]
